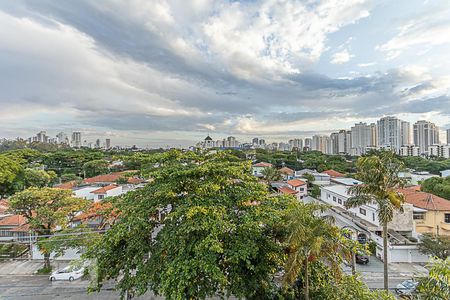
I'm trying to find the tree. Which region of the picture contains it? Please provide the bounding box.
[416,258,450,299]
[418,233,450,260]
[86,151,296,299]
[261,166,282,185]
[0,155,23,197]
[60,173,81,183]
[283,202,361,300]
[22,168,57,189]
[9,187,90,268]
[344,151,406,291]
[82,159,109,178]
[421,177,450,200]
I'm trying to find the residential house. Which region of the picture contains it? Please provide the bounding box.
[287,179,308,199]
[251,162,273,177]
[295,169,331,185]
[398,186,450,236]
[0,214,30,242]
[279,167,295,180]
[90,184,123,202]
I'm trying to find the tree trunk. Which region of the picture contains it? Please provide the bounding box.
[304,257,310,300]
[351,253,356,275]
[44,252,51,269]
[382,222,389,291]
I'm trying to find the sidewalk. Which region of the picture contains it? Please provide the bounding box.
[0,260,69,275]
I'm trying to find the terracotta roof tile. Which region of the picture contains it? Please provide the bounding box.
[398,187,450,211]
[0,199,9,214]
[278,186,298,195]
[322,170,345,178]
[287,179,306,187]
[55,181,78,190]
[90,184,120,194]
[253,162,273,167]
[0,215,27,227]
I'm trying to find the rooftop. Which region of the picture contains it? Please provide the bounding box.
[287,178,306,187]
[252,162,273,167]
[322,169,345,178]
[398,187,450,211]
[279,167,294,176]
[90,184,120,194]
[0,215,27,227]
[278,186,298,195]
[331,177,362,186]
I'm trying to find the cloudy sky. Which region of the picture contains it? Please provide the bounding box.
[1,0,449,147]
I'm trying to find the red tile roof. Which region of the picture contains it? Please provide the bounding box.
[279,167,294,176]
[322,170,345,178]
[278,186,298,195]
[84,174,122,184]
[287,179,306,187]
[55,180,78,190]
[0,215,27,227]
[398,187,450,211]
[127,177,144,184]
[90,184,120,194]
[253,162,273,167]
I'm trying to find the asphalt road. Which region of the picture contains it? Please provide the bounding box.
[0,275,162,300]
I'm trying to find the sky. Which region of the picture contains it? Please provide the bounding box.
[0,0,449,148]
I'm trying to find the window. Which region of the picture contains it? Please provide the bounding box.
[300,188,304,192]
[338,198,342,204]
[359,208,366,216]
[327,193,330,198]
[445,213,450,223]
[98,194,105,200]
[413,212,425,220]
[372,213,375,222]
[333,196,336,202]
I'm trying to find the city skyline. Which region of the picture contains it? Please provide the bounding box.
[1,1,450,147]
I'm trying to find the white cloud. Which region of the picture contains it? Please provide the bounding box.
[330,49,353,64]
[357,62,377,67]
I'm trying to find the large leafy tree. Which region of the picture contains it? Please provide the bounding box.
[9,187,90,268]
[344,151,406,291]
[421,176,450,200]
[82,159,110,178]
[418,233,450,260]
[0,155,23,197]
[21,168,57,189]
[86,151,296,299]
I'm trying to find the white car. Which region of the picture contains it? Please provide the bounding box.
[49,266,85,281]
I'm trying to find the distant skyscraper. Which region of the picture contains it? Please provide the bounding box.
[377,116,409,153]
[312,135,330,154]
[351,122,377,156]
[447,129,450,145]
[288,138,303,150]
[258,139,265,146]
[36,131,47,143]
[56,132,68,144]
[413,120,439,155]
[71,132,82,148]
[304,138,312,150]
[95,139,101,148]
[252,138,259,145]
[330,132,339,154]
[337,130,351,155]
[105,138,111,149]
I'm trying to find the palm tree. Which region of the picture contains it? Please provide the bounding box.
[283,203,351,300]
[344,151,405,291]
[261,166,281,185]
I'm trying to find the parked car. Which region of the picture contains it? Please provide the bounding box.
[395,279,419,296]
[355,253,369,264]
[49,266,85,281]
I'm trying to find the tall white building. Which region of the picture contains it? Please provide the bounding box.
[36,131,48,143]
[312,135,330,154]
[71,132,82,148]
[289,139,303,150]
[56,132,69,144]
[413,120,439,155]
[428,145,450,159]
[350,122,377,156]
[447,129,450,145]
[338,130,351,155]
[377,116,410,153]
[105,138,111,149]
[304,138,312,150]
[330,132,339,154]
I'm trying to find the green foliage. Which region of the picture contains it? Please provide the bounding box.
[82,159,109,177]
[0,155,23,197]
[86,150,297,300]
[421,176,450,200]
[416,258,450,299]
[261,166,282,184]
[0,243,28,258]
[36,266,53,274]
[418,234,450,260]
[9,187,90,267]
[309,184,320,198]
[22,168,57,188]
[401,156,450,175]
[60,173,81,183]
[43,150,105,176]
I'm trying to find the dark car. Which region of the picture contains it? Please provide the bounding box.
[355,253,369,264]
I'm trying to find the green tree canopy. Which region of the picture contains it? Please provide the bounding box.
[82,159,109,178]
[9,187,90,268]
[0,155,23,197]
[421,176,450,200]
[418,233,450,260]
[86,151,297,299]
[417,258,450,299]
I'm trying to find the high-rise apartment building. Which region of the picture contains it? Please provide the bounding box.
[330,132,339,154]
[350,122,377,156]
[447,129,450,145]
[312,135,330,154]
[377,116,410,153]
[304,138,312,150]
[71,132,82,148]
[288,139,303,150]
[252,138,259,145]
[413,120,439,155]
[56,132,69,144]
[36,131,48,143]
